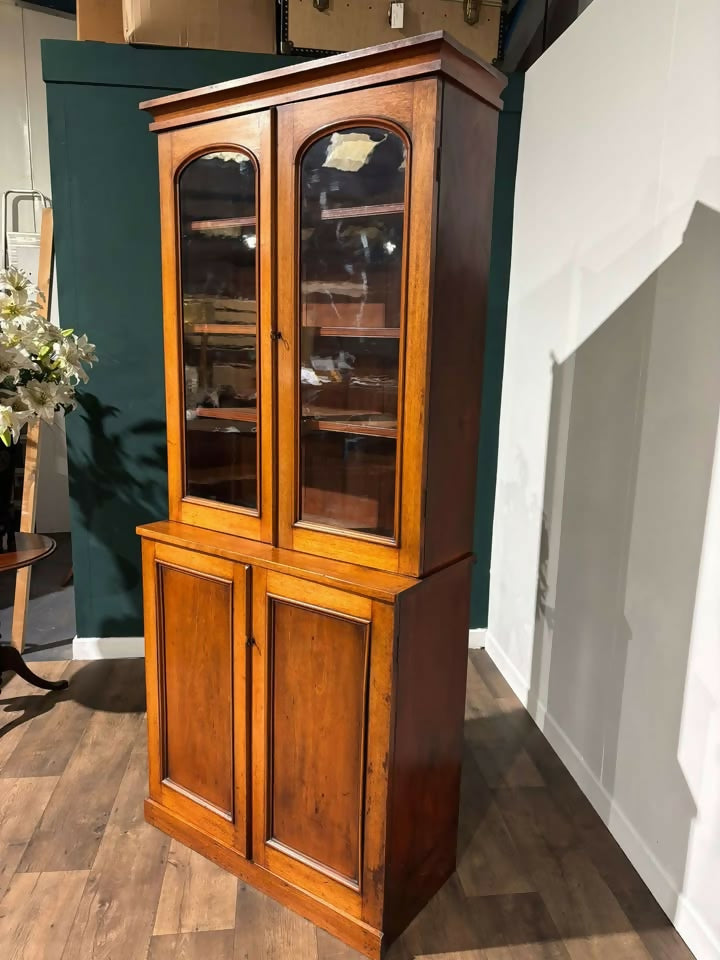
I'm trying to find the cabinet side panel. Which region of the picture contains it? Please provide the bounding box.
[159,563,234,816]
[423,82,500,572]
[384,558,472,940]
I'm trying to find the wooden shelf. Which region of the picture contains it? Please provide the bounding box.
[309,326,400,339]
[195,407,257,422]
[313,419,397,439]
[189,467,256,485]
[319,202,404,221]
[303,407,397,439]
[185,323,257,336]
[190,216,256,231]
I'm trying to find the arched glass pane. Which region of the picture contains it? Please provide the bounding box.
[178,151,258,511]
[298,127,407,539]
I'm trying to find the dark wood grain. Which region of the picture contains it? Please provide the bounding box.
[137,521,416,603]
[269,599,368,887]
[144,542,249,854]
[383,558,474,942]
[160,563,234,815]
[422,80,500,574]
[140,32,506,132]
[0,532,54,573]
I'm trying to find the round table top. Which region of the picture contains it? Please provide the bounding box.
[0,533,56,573]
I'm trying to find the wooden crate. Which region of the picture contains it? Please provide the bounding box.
[280,0,501,61]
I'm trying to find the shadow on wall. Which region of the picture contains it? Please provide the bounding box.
[529,201,720,917]
[67,393,167,638]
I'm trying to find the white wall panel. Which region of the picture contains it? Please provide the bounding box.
[489,2,720,959]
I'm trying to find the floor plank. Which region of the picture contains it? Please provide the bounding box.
[457,791,535,898]
[18,684,143,872]
[1,661,101,778]
[234,880,318,960]
[0,662,70,772]
[233,882,268,960]
[0,870,88,960]
[148,930,236,960]
[59,744,170,960]
[0,776,58,901]
[473,892,571,960]
[398,875,488,959]
[154,839,238,935]
[316,927,367,960]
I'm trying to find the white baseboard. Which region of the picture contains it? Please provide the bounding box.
[484,633,719,960]
[72,636,145,660]
[485,632,530,700]
[468,628,487,649]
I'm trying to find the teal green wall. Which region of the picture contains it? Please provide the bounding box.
[44,40,300,639]
[470,74,524,629]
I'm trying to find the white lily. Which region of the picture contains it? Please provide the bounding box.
[0,268,96,442]
[0,403,29,446]
[17,379,75,423]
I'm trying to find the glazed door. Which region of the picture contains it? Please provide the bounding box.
[251,571,394,924]
[158,112,274,541]
[276,81,440,576]
[142,540,250,853]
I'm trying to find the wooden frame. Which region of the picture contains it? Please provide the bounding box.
[158,112,275,543]
[275,81,439,576]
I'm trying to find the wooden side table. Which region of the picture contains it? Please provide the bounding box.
[0,533,69,692]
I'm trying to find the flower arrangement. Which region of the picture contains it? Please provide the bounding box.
[0,266,96,447]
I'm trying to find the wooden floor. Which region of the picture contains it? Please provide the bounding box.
[0,653,694,960]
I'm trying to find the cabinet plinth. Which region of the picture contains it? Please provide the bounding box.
[139,31,505,958]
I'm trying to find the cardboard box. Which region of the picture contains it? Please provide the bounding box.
[281,0,501,62]
[77,0,125,43]
[124,0,276,53]
[77,0,276,52]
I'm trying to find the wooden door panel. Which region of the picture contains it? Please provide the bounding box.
[252,571,383,916]
[160,563,233,815]
[144,541,249,852]
[269,597,369,886]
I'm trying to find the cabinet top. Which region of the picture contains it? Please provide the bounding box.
[140,31,507,133]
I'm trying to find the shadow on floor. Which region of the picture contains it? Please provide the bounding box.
[0,658,145,741]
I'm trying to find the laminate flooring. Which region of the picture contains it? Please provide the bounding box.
[0,654,695,960]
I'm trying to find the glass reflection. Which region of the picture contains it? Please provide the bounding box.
[298,128,406,538]
[179,151,258,510]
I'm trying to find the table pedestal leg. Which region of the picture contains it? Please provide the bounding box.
[0,644,69,692]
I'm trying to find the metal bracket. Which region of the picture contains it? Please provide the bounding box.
[313,0,329,10]
[464,0,480,25]
[1,190,50,270]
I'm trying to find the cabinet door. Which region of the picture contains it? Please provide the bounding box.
[276,81,440,576]
[158,112,274,542]
[251,571,394,923]
[142,539,250,853]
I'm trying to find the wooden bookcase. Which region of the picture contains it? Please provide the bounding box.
[137,33,505,958]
